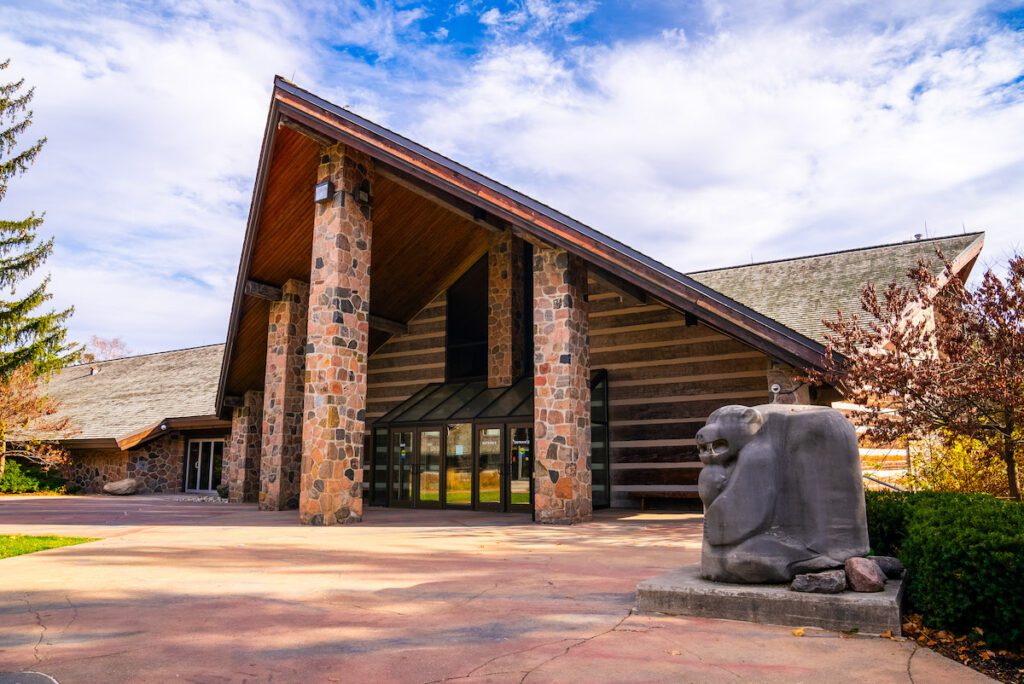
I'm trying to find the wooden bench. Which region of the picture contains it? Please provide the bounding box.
[627,490,701,512]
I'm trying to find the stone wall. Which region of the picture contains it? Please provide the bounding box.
[126,433,187,493]
[532,246,592,524]
[488,232,526,387]
[64,432,195,494]
[299,143,372,525]
[63,448,128,493]
[227,391,264,503]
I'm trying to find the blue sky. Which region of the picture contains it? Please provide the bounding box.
[2,0,1023,353]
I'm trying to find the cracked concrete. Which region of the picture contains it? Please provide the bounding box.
[0,494,992,683]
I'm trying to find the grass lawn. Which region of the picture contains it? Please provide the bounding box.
[0,534,96,559]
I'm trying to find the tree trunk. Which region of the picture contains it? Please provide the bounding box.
[1004,411,1021,501]
[1005,438,1021,502]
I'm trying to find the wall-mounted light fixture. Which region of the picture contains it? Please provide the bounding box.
[353,179,371,205]
[314,180,334,204]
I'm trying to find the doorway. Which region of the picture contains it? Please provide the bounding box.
[185,439,225,492]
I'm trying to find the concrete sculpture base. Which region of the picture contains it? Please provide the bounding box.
[637,564,903,635]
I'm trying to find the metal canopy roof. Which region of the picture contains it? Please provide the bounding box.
[376,376,534,426]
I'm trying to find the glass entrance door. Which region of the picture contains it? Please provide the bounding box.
[416,429,442,507]
[390,431,414,507]
[476,427,503,510]
[445,423,473,507]
[507,426,533,512]
[185,440,224,492]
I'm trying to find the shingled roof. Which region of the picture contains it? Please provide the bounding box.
[689,233,985,345]
[33,344,227,448]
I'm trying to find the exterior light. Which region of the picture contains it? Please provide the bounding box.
[353,179,371,204]
[314,181,334,204]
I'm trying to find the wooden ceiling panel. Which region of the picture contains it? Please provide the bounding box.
[225,130,491,397]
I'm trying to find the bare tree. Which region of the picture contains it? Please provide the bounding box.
[81,336,131,363]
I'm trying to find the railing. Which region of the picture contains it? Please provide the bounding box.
[863,473,906,492]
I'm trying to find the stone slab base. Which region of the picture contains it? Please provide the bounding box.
[637,564,903,635]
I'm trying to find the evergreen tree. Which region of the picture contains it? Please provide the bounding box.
[0,59,76,378]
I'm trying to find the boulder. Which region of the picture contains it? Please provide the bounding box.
[845,557,886,592]
[868,555,905,579]
[790,569,847,594]
[103,478,139,496]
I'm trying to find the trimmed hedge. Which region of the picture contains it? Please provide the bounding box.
[0,459,66,494]
[866,491,1024,647]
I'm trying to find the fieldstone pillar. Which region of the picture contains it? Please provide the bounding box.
[226,390,263,503]
[532,246,592,524]
[488,232,526,387]
[299,143,372,525]
[260,279,309,511]
[767,361,812,405]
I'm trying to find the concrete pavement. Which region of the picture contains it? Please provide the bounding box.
[0,495,989,682]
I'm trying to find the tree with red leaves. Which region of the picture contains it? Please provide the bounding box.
[810,252,1023,501]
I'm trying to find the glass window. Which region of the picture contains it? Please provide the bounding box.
[446,257,488,381]
[394,383,466,423]
[477,428,502,505]
[445,423,473,506]
[451,387,505,420]
[372,428,389,505]
[390,431,414,505]
[418,430,442,503]
[591,370,610,509]
[479,376,533,418]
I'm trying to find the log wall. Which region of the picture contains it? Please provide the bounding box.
[587,278,772,508]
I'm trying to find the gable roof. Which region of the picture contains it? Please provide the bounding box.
[31,344,228,449]
[219,78,845,411]
[690,233,984,345]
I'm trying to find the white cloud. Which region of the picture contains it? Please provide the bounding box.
[409,3,1024,274]
[0,0,313,352]
[2,0,1022,357]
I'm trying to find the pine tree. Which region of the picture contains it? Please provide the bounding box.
[0,59,77,378]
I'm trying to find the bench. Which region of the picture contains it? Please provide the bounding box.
[627,490,701,512]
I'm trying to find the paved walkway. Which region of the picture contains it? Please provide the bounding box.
[0,495,988,683]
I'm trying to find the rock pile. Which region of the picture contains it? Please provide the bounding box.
[790,555,904,594]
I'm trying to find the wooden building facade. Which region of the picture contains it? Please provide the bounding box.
[216,78,985,523]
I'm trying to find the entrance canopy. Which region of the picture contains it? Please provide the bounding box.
[376,376,533,426]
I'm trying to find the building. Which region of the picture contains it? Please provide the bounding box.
[39,345,230,493]
[207,78,983,524]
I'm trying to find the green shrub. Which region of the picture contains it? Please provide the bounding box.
[866,490,1024,648]
[0,459,66,494]
[901,495,1024,647]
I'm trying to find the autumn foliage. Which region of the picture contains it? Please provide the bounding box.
[810,251,1024,500]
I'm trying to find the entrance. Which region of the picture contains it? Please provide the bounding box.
[371,378,536,513]
[185,439,225,492]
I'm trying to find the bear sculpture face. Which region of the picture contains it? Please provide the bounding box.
[696,406,764,506]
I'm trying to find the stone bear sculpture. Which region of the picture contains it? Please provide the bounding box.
[696,404,869,583]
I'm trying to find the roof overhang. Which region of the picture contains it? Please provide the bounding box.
[217,77,841,414]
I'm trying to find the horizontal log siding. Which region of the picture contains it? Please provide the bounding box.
[588,279,771,508]
[366,295,447,422]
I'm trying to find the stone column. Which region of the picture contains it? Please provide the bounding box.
[767,361,812,405]
[299,144,372,525]
[488,232,526,388]
[226,390,263,503]
[260,279,309,511]
[532,246,592,524]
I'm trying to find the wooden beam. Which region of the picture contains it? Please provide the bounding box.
[378,164,504,234]
[369,314,408,336]
[244,279,283,301]
[222,395,244,409]
[590,266,648,304]
[278,116,336,147]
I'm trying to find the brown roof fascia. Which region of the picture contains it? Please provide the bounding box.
[116,416,231,451]
[268,82,830,367]
[216,93,281,418]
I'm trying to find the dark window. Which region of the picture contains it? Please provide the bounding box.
[522,241,534,376]
[446,256,488,381]
[591,370,610,509]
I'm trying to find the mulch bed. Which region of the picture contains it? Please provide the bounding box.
[901,614,1024,683]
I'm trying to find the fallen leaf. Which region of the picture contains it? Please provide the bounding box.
[880,630,893,639]
[792,628,806,637]
[668,650,681,656]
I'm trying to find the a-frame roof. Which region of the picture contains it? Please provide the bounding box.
[216,77,983,414]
